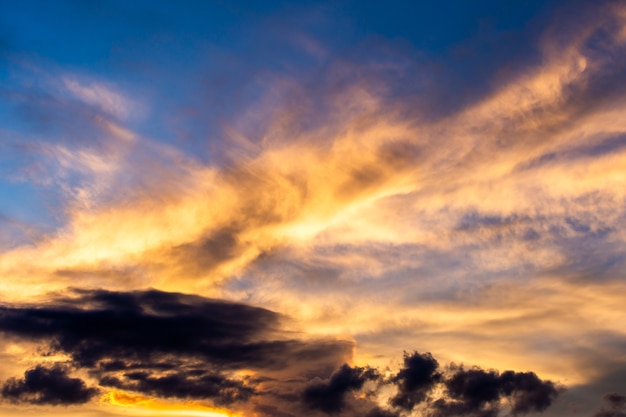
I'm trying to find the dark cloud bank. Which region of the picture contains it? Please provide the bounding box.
[0,289,563,416]
[2,365,98,405]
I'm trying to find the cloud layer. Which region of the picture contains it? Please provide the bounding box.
[0,289,561,417]
[2,365,98,405]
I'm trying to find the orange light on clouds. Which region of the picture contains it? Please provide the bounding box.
[100,391,239,417]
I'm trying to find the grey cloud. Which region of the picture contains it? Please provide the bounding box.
[99,371,254,405]
[1,365,98,406]
[0,289,563,416]
[390,351,441,410]
[302,364,380,414]
[0,288,353,410]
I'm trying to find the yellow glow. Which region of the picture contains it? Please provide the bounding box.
[100,391,238,417]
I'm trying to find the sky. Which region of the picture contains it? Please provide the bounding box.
[0,1,625,416]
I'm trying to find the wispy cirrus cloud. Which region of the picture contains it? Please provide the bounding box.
[62,77,141,121]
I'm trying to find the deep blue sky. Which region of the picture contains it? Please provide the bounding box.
[0,0,566,232]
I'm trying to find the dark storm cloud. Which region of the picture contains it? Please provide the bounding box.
[0,289,271,366]
[0,289,353,407]
[302,364,379,414]
[0,288,351,370]
[0,290,562,415]
[99,371,253,405]
[429,367,561,417]
[390,351,441,410]
[287,352,559,417]
[443,368,503,412]
[297,352,560,417]
[1,365,98,405]
[499,370,562,414]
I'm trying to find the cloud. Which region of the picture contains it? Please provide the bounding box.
[364,407,401,417]
[62,77,140,120]
[302,364,379,414]
[604,393,626,409]
[0,288,353,412]
[2,0,626,308]
[0,289,562,417]
[434,367,561,417]
[297,351,561,417]
[99,371,254,405]
[1,365,98,405]
[337,351,562,417]
[0,288,352,371]
[592,393,626,417]
[253,404,298,417]
[390,351,441,410]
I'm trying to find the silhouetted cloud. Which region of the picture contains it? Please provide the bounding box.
[297,352,561,417]
[0,288,350,370]
[429,366,561,417]
[303,364,380,414]
[390,351,441,410]
[99,371,253,405]
[0,289,353,409]
[0,288,564,416]
[443,368,503,413]
[1,365,98,405]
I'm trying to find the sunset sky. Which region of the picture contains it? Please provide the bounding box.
[1,1,626,416]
